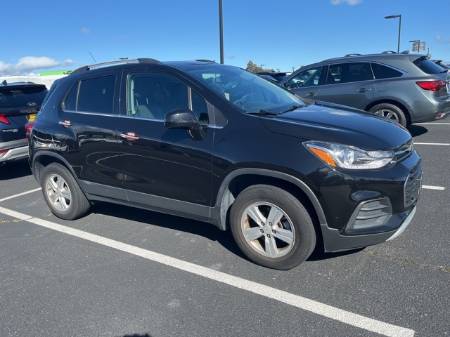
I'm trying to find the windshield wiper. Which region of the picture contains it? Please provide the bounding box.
[282,104,303,113]
[247,110,279,116]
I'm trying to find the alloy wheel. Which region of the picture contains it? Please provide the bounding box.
[45,174,72,211]
[240,202,295,258]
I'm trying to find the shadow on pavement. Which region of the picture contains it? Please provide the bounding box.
[93,202,362,264]
[0,159,31,180]
[408,125,428,137]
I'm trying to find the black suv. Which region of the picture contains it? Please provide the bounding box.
[30,59,421,269]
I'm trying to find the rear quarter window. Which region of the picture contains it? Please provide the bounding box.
[371,63,403,79]
[413,57,447,74]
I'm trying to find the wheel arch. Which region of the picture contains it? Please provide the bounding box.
[365,99,412,124]
[214,169,327,236]
[32,151,79,184]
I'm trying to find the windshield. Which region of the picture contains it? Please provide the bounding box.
[0,85,47,109]
[186,65,304,114]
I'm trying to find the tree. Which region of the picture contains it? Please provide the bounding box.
[246,60,275,73]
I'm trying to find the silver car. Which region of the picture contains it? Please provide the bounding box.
[283,53,450,126]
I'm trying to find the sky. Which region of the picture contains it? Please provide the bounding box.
[1,0,449,75]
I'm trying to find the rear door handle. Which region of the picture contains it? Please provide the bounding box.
[305,92,315,97]
[359,87,372,93]
[58,120,71,128]
[120,132,140,141]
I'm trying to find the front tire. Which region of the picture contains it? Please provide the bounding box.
[230,185,316,270]
[40,163,90,220]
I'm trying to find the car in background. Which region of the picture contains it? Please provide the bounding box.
[257,71,288,83]
[282,53,450,126]
[0,81,47,165]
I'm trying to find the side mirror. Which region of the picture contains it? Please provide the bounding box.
[165,110,199,130]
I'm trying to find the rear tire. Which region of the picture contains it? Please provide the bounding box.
[369,103,408,127]
[40,163,90,220]
[230,185,316,270]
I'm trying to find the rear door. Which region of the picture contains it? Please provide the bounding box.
[0,84,46,143]
[59,71,127,194]
[316,62,375,109]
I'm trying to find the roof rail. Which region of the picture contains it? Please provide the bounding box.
[195,59,216,63]
[71,58,160,75]
[345,53,362,57]
[381,50,397,54]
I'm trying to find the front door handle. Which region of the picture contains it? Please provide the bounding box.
[305,92,315,97]
[120,132,139,142]
[58,120,72,128]
[359,87,372,93]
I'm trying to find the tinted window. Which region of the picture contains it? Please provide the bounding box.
[62,83,78,111]
[371,63,403,79]
[77,75,115,114]
[127,73,208,123]
[288,67,323,88]
[0,85,47,108]
[327,63,373,84]
[185,65,304,114]
[414,57,447,74]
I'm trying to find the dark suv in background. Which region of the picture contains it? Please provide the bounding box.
[0,81,47,165]
[283,53,450,126]
[30,59,421,269]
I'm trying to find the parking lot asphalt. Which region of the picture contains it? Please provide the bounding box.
[0,121,448,337]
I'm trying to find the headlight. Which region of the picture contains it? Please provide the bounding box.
[304,141,394,170]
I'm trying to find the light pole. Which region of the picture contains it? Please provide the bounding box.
[219,0,224,64]
[385,14,402,53]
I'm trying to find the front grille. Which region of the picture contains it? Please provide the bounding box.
[394,139,413,162]
[404,166,422,208]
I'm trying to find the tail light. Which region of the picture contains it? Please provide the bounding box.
[416,80,446,91]
[0,149,8,158]
[25,122,35,138]
[0,114,10,125]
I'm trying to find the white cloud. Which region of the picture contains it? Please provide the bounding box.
[331,0,362,5]
[80,26,90,34]
[0,56,74,75]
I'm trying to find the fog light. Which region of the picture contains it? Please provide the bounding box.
[345,198,392,234]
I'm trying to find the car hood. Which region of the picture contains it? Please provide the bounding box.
[263,102,412,150]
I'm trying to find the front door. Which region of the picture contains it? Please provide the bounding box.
[117,68,214,207]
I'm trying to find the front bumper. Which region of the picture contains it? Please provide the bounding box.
[321,206,416,252]
[0,139,29,163]
[313,150,421,252]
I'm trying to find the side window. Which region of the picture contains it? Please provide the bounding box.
[287,67,323,88]
[62,82,78,111]
[77,75,115,114]
[63,75,115,114]
[371,63,403,79]
[327,63,373,84]
[127,73,208,124]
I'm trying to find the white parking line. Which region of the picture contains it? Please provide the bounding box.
[422,185,446,191]
[414,142,450,146]
[416,122,450,125]
[0,187,41,203]
[0,205,415,337]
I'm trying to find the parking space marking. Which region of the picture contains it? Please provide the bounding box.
[422,185,446,191]
[414,142,450,146]
[416,122,450,125]
[0,205,415,337]
[0,188,41,203]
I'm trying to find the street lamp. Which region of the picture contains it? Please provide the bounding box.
[219,0,224,64]
[385,14,402,53]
